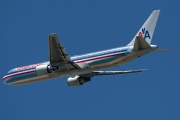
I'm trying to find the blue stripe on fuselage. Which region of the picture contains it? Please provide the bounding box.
[71,47,129,62]
[3,69,37,84]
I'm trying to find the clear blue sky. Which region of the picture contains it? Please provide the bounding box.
[1,0,179,120]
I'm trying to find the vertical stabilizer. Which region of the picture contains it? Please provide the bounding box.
[128,10,160,46]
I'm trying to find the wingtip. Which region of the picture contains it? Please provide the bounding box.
[153,9,160,13]
[49,33,57,36]
[140,69,148,71]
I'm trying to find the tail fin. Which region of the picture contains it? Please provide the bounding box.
[128,10,160,46]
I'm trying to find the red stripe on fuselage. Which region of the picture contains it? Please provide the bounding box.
[2,69,35,80]
[74,53,125,63]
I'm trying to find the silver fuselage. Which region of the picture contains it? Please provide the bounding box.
[2,45,157,85]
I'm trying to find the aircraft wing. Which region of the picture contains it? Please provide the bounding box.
[48,33,80,69]
[80,69,146,78]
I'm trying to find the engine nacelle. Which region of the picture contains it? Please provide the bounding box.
[67,76,90,87]
[35,65,58,76]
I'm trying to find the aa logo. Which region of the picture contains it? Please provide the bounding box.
[138,28,150,40]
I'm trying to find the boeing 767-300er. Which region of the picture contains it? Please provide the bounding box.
[2,10,160,86]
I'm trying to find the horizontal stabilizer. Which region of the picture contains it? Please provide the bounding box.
[153,48,173,52]
[133,36,151,51]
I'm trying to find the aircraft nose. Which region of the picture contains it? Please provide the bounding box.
[2,75,9,84]
[2,76,6,82]
[2,76,6,81]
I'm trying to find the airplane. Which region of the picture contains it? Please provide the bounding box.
[2,10,160,86]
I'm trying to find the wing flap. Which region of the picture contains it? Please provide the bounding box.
[80,69,146,78]
[93,70,143,75]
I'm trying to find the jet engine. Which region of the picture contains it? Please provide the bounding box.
[67,76,90,86]
[36,65,58,76]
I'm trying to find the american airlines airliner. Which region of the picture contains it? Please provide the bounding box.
[2,10,160,86]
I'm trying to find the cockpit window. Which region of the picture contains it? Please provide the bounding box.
[7,69,17,75]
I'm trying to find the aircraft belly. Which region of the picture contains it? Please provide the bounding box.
[11,75,51,85]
